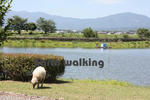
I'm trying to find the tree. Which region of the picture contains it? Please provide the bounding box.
[36,17,56,34]
[0,0,13,46]
[82,27,98,38]
[26,22,37,34]
[137,28,150,39]
[122,34,129,39]
[9,16,28,34]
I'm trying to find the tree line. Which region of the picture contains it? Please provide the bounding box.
[5,15,150,39]
[7,16,56,35]
[1,0,150,40]
[7,15,99,38]
[83,28,150,39]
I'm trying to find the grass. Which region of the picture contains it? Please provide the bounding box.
[3,39,150,49]
[5,31,150,49]
[8,31,139,39]
[0,79,150,100]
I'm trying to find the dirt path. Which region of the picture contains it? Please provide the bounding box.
[0,91,64,100]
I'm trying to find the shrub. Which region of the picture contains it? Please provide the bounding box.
[137,28,150,39]
[0,53,65,82]
[122,34,129,39]
[82,27,98,38]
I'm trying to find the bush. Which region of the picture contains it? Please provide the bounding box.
[0,53,65,82]
[122,34,129,39]
[82,27,98,38]
[137,28,150,39]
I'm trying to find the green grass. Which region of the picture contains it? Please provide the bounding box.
[0,79,150,100]
[3,39,150,49]
[6,31,148,49]
[8,31,139,39]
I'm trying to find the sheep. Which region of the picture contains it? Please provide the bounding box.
[31,66,46,88]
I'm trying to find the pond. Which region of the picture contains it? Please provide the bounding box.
[0,47,150,86]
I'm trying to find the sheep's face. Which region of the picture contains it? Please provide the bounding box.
[31,78,38,88]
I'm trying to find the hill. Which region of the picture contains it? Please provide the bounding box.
[6,11,150,31]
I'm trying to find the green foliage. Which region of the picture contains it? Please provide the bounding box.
[26,22,37,34]
[0,0,12,46]
[27,22,37,31]
[7,31,140,39]
[37,17,56,34]
[82,27,98,38]
[0,53,65,82]
[137,28,150,39]
[0,0,12,26]
[122,34,129,39]
[8,16,28,34]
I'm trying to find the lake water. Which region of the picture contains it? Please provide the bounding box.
[0,47,150,86]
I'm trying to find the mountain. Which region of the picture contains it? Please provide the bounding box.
[5,11,150,31]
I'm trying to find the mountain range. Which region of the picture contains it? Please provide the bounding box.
[5,11,150,31]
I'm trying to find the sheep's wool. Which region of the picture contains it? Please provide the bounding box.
[31,66,46,83]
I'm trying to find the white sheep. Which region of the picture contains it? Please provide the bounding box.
[31,66,46,88]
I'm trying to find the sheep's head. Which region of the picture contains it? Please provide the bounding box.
[31,77,38,88]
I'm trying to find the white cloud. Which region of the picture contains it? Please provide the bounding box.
[93,0,123,4]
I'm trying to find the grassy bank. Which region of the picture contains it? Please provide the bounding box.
[3,39,150,49]
[0,79,150,100]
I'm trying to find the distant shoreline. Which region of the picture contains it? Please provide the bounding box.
[3,39,150,49]
[7,37,149,42]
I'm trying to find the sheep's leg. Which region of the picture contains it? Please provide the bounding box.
[41,79,44,87]
[41,80,44,87]
[37,83,39,88]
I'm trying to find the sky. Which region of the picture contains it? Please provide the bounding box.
[11,0,150,19]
